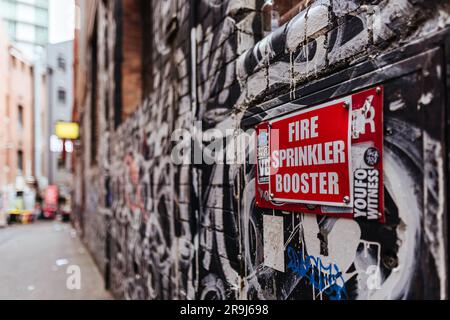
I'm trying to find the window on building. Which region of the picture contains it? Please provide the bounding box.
[8,21,16,38]
[18,105,24,129]
[35,26,48,45]
[141,0,153,99]
[17,150,23,172]
[57,152,66,169]
[36,8,49,26]
[58,88,67,104]
[262,0,312,33]
[58,55,66,71]
[113,0,153,128]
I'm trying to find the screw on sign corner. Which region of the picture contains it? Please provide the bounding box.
[376,86,382,95]
[343,196,351,204]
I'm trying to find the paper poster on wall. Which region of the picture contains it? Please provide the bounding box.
[263,215,285,272]
[255,86,384,223]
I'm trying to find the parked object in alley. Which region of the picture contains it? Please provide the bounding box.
[0,191,6,227]
[59,196,72,223]
[7,191,37,225]
[43,186,58,219]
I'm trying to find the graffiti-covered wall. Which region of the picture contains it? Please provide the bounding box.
[74,0,450,300]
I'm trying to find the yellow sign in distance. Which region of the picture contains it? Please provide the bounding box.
[55,122,79,140]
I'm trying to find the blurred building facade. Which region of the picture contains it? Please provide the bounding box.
[0,25,38,214]
[46,40,74,199]
[0,27,8,190]
[73,0,450,300]
[0,0,49,59]
[0,0,50,194]
[0,26,10,223]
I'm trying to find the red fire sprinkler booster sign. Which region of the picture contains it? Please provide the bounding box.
[256,87,384,223]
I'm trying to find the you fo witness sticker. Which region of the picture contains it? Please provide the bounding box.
[255,87,384,223]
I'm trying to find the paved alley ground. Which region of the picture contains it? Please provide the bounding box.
[0,221,112,300]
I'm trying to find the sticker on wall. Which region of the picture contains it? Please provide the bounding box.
[257,129,270,184]
[263,215,285,272]
[255,86,384,223]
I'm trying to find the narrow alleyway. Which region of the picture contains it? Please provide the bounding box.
[0,221,112,300]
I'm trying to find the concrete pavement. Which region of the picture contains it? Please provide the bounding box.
[0,221,112,300]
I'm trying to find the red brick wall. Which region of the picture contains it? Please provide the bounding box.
[121,0,142,120]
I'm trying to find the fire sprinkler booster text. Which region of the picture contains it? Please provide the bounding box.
[271,115,347,196]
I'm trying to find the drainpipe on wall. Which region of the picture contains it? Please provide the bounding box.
[47,67,54,186]
[33,61,42,192]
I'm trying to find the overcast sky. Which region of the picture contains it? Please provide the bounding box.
[49,0,75,44]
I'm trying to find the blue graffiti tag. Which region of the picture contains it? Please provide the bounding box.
[287,245,347,300]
